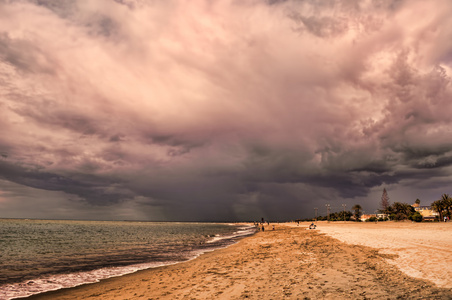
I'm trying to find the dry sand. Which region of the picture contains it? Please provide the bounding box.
[25,222,452,300]
[314,221,452,289]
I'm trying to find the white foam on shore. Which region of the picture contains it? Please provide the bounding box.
[1,261,178,300]
[206,226,256,244]
[1,224,256,300]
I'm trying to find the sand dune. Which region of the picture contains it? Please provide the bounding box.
[25,223,452,300]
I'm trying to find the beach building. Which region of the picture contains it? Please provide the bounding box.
[360,214,388,221]
[376,213,388,219]
[412,204,438,221]
[360,214,376,221]
[419,207,438,221]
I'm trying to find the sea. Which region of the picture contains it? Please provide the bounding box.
[0,219,255,299]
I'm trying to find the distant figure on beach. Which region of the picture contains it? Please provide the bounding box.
[309,223,316,229]
[272,225,275,231]
[262,225,265,232]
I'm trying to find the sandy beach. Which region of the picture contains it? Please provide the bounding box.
[25,222,452,300]
[314,221,452,289]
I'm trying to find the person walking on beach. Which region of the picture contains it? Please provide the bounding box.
[261,225,265,232]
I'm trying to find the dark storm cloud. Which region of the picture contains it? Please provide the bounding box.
[1,0,452,221]
[0,160,132,205]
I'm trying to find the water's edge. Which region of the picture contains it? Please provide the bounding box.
[5,223,255,300]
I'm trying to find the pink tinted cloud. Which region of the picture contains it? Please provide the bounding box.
[1,0,452,220]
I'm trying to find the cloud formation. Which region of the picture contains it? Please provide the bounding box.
[1,0,452,221]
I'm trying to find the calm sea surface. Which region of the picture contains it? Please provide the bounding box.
[0,219,255,299]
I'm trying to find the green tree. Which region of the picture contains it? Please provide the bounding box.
[432,194,452,221]
[352,204,362,221]
[328,211,353,221]
[409,211,423,222]
[387,202,415,221]
[432,198,445,221]
[380,188,390,212]
[441,194,452,219]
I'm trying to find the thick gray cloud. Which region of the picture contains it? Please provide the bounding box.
[1,0,452,221]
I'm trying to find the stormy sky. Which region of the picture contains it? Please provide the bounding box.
[1,0,452,221]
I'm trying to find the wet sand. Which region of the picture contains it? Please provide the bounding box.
[25,223,452,300]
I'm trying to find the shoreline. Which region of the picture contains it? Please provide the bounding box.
[20,237,253,300]
[2,222,255,300]
[21,223,452,299]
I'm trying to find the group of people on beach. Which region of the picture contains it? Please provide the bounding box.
[254,218,275,231]
[254,219,317,231]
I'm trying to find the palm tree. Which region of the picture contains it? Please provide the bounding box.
[390,202,411,220]
[441,194,452,220]
[352,204,362,221]
[432,199,445,221]
[415,199,421,206]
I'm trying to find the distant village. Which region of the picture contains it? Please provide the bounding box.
[360,202,439,222]
[305,189,451,223]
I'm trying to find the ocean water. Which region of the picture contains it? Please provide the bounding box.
[0,219,255,299]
